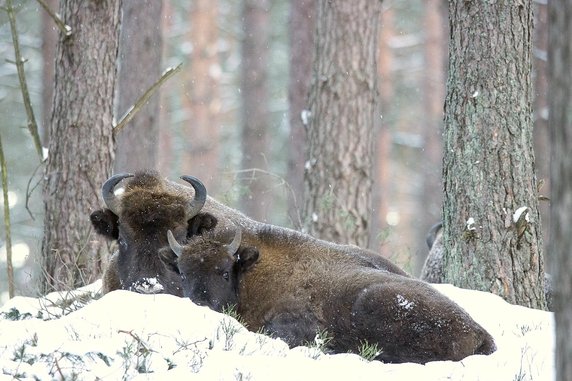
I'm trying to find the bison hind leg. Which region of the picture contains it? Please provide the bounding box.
[263,311,320,349]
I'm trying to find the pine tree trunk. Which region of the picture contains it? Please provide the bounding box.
[303,0,382,247]
[286,0,315,229]
[181,0,221,192]
[548,0,572,378]
[442,0,546,309]
[114,0,162,173]
[40,0,121,294]
[240,0,271,221]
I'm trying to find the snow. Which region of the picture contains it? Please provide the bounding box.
[466,217,476,231]
[0,281,554,381]
[513,206,530,223]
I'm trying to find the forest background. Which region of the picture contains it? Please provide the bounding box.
[0,0,552,301]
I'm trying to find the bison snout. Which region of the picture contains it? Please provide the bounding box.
[129,278,166,294]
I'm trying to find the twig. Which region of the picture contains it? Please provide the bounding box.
[35,0,71,36]
[4,0,44,160]
[0,135,15,298]
[114,63,183,134]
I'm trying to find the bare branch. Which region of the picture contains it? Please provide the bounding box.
[5,0,44,160]
[36,0,71,36]
[113,63,183,135]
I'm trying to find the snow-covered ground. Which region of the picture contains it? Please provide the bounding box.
[0,281,553,381]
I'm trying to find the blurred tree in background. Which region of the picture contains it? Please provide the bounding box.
[302,0,382,248]
[548,0,572,378]
[114,0,163,173]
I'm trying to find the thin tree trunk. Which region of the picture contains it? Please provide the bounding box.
[180,0,221,191]
[303,0,382,247]
[240,0,271,221]
[442,1,546,309]
[419,0,446,272]
[40,0,58,147]
[372,4,393,255]
[286,0,316,229]
[40,0,121,294]
[114,0,162,173]
[548,0,572,378]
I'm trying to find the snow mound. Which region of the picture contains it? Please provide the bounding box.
[0,282,553,381]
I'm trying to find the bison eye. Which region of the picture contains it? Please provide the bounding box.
[222,271,229,281]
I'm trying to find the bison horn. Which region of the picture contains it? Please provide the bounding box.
[180,175,207,219]
[225,229,242,255]
[167,230,183,258]
[102,173,134,215]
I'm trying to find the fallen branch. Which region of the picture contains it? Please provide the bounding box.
[113,63,183,135]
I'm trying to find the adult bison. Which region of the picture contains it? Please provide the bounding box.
[91,170,407,294]
[91,170,496,363]
[165,225,496,364]
[90,171,215,294]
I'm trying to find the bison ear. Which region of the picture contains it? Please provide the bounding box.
[237,247,259,272]
[90,209,119,239]
[187,212,218,237]
[159,247,180,274]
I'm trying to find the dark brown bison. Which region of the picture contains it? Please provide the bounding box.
[166,224,496,364]
[91,170,407,295]
[90,170,496,364]
[161,229,259,311]
[90,171,215,295]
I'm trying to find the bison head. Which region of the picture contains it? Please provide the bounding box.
[161,228,259,312]
[90,170,217,295]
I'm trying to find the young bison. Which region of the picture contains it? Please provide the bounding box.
[167,226,496,365]
[161,229,258,312]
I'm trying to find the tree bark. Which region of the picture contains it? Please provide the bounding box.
[548,0,572,378]
[180,0,221,192]
[442,1,546,309]
[40,0,121,293]
[303,0,382,247]
[240,0,271,221]
[114,0,162,173]
[286,0,316,229]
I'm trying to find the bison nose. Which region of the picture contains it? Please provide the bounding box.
[130,278,165,294]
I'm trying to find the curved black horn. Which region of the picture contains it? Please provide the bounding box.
[167,230,183,258]
[180,175,207,219]
[102,173,133,214]
[225,229,242,255]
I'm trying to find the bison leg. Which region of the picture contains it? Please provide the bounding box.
[349,281,496,364]
[263,310,320,348]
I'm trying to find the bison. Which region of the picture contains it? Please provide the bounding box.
[161,229,259,311]
[90,171,215,295]
[90,170,496,364]
[91,170,408,294]
[165,224,496,364]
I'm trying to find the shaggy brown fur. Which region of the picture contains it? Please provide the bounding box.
[92,171,497,363]
[90,170,215,295]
